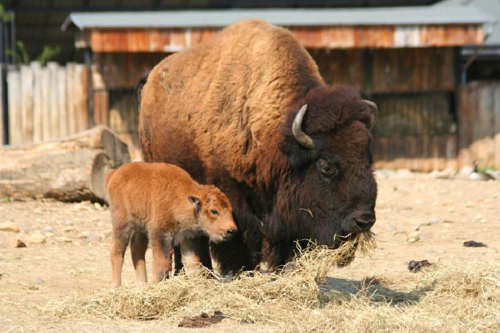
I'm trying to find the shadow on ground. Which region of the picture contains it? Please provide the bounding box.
[320,276,429,305]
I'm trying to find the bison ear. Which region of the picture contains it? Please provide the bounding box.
[188,195,201,212]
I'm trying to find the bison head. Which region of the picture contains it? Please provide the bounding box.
[276,85,377,251]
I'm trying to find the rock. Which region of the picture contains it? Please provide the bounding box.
[463,240,488,248]
[62,226,76,233]
[9,238,27,248]
[44,226,53,233]
[101,229,112,238]
[0,221,20,233]
[55,236,73,243]
[429,217,440,224]
[94,202,105,211]
[408,260,432,273]
[28,233,46,244]
[78,231,90,239]
[407,232,420,243]
[87,232,102,243]
[34,278,44,284]
[65,221,73,226]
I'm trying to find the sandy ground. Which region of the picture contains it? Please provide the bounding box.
[0,172,499,332]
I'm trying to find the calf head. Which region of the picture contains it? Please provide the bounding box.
[188,186,237,242]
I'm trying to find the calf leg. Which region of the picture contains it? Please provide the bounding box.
[110,222,131,288]
[130,231,149,284]
[150,230,174,283]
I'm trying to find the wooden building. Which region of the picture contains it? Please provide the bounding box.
[63,5,496,169]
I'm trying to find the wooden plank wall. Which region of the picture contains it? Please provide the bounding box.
[373,135,457,171]
[314,48,455,93]
[458,81,500,169]
[5,62,89,146]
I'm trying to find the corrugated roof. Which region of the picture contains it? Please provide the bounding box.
[62,6,496,31]
[437,0,500,45]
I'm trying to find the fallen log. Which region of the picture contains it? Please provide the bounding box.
[0,125,131,202]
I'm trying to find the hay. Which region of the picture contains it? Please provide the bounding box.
[50,232,500,332]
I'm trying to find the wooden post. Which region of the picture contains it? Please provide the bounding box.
[48,62,59,139]
[66,63,77,135]
[40,67,50,141]
[31,62,43,143]
[20,65,34,143]
[76,64,90,132]
[57,66,68,137]
[7,68,22,145]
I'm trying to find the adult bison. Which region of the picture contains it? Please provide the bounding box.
[138,19,377,274]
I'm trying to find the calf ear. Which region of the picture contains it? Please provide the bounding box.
[188,195,201,211]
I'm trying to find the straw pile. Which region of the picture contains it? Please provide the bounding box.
[51,232,500,331]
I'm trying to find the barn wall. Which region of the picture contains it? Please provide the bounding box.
[458,81,500,169]
[92,48,459,169]
[314,47,458,171]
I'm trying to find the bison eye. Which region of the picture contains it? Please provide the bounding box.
[210,209,219,216]
[317,159,338,179]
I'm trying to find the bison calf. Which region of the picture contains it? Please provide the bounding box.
[105,162,237,288]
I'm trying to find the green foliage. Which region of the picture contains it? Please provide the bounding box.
[36,45,61,66]
[7,41,61,66]
[0,4,12,23]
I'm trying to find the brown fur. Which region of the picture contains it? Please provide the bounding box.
[105,162,236,287]
[139,20,377,274]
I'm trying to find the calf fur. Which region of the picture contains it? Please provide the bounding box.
[105,162,237,288]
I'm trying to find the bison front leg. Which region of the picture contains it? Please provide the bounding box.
[180,236,212,275]
[150,230,174,283]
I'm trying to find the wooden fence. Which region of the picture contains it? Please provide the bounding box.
[5,62,89,145]
[458,81,500,169]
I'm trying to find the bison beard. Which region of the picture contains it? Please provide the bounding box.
[138,19,378,275]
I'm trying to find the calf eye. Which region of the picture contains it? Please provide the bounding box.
[210,209,219,216]
[317,159,338,179]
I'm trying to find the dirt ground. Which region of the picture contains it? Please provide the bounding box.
[0,172,499,332]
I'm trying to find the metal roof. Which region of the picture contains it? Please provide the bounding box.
[62,6,496,31]
[438,0,500,45]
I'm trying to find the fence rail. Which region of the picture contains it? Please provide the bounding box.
[5,62,89,145]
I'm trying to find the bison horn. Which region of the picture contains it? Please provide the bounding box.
[292,104,315,149]
[363,100,378,130]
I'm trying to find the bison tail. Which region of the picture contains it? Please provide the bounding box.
[134,69,150,112]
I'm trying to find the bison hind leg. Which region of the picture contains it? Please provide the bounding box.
[110,222,132,288]
[130,231,149,284]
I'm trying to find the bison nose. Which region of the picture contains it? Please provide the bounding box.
[351,211,376,232]
[225,228,238,239]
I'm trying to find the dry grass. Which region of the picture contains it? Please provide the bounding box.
[50,232,500,332]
